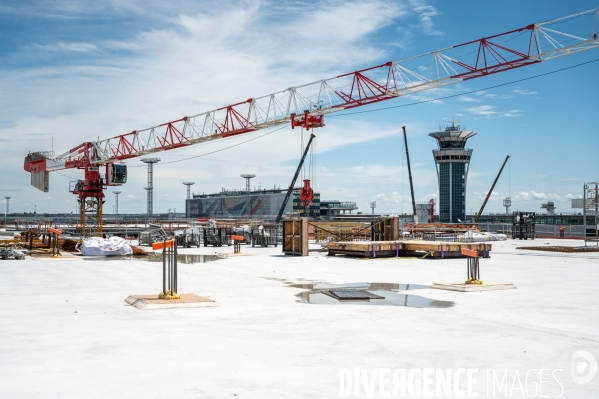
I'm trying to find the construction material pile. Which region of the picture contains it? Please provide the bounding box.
[0,248,26,260]
[80,236,132,256]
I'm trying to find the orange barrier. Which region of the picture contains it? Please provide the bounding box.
[152,239,175,250]
[49,227,63,234]
[231,235,244,241]
[461,248,479,258]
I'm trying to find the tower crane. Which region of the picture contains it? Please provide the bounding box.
[23,9,599,235]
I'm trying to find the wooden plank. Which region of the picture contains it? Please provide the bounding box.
[461,248,479,257]
[152,239,175,250]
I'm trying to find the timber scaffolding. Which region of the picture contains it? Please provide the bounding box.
[306,220,481,244]
[282,217,491,258]
[327,240,492,259]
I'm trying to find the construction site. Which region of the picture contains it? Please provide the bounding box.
[1,5,599,398]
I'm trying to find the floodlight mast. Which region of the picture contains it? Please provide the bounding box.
[22,9,599,233]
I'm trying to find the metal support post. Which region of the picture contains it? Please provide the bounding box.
[462,248,482,285]
[155,239,180,299]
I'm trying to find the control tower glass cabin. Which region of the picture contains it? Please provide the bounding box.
[429,123,476,223]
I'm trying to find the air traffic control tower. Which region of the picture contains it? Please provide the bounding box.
[429,123,476,223]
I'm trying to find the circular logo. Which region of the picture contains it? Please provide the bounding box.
[571,350,597,384]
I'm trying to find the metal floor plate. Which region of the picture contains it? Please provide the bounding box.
[324,289,385,300]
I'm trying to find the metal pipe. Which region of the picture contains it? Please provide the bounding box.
[162,239,166,294]
[174,242,178,294]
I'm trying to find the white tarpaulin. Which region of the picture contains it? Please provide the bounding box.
[458,231,508,242]
[80,236,132,256]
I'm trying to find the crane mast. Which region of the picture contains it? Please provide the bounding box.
[21,9,599,235]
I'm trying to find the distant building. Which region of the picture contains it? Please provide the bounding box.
[429,123,476,223]
[319,200,358,218]
[188,188,320,219]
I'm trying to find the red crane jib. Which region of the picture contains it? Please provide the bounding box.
[299,179,314,206]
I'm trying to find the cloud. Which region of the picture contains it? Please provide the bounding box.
[466,105,521,118]
[503,110,521,117]
[466,105,496,116]
[534,172,557,178]
[29,42,99,52]
[513,88,538,96]
[458,96,480,103]
[513,190,561,201]
[394,0,442,48]
[410,1,443,36]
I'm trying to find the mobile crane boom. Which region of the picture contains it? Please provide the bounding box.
[474,155,510,224]
[275,134,316,223]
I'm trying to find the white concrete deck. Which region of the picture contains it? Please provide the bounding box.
[1,239,598,397]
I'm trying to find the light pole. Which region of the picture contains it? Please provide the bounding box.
[4,197,11,227]
[113,191,122,215]
[183,182,195,219]
[141,158,160,222]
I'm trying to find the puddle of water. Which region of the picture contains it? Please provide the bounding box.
[82,256,133,261]
[288,283,314,289]
[296,290,453,308]
[286,280,450,308]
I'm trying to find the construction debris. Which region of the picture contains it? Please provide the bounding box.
[138,224,167,246]
[61,238,79,252]
[0,248,26,260]
[130,245,148,256]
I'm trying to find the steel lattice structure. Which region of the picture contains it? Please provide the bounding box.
[22,8,599,234]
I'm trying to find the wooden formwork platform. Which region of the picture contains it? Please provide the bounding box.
[327,240,492,259]
[282,218,309,256]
